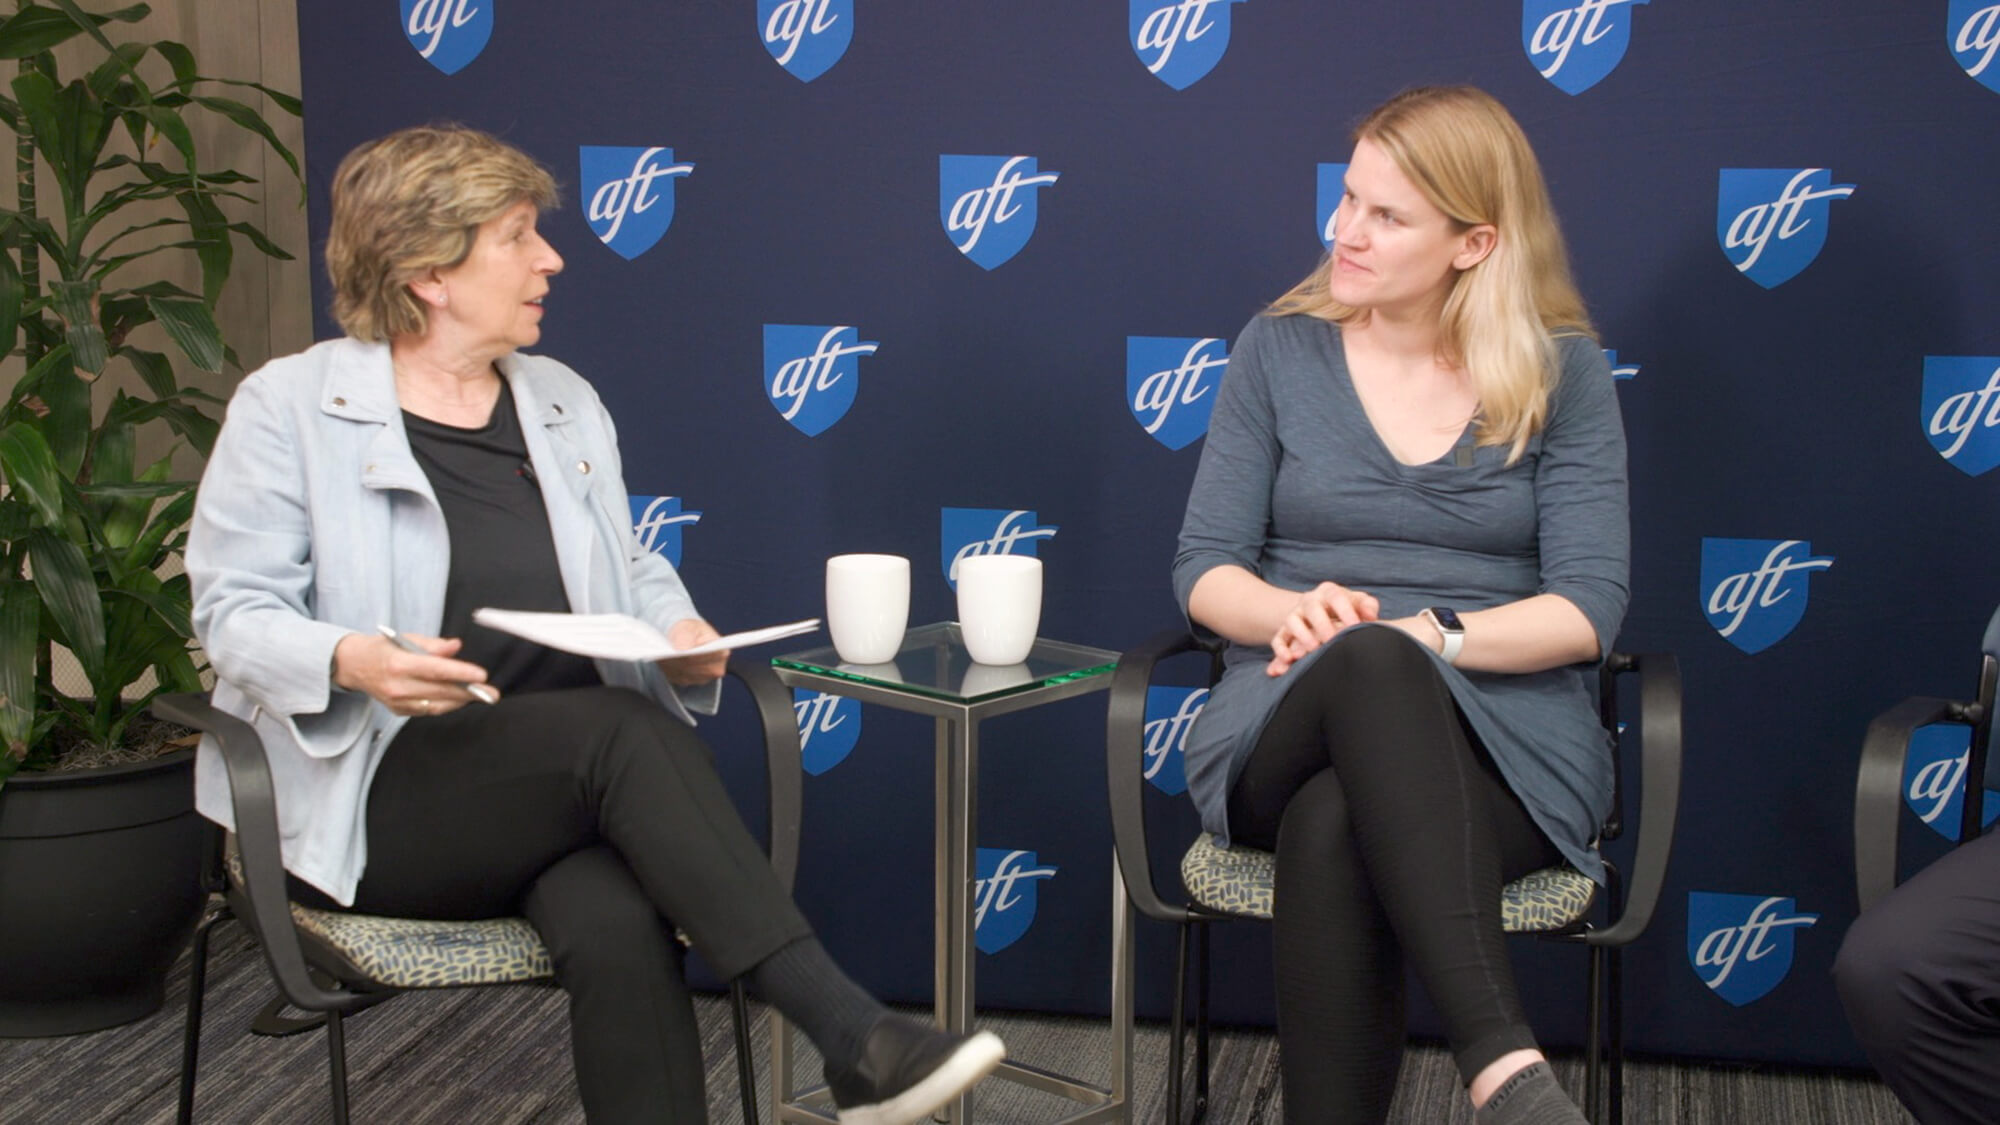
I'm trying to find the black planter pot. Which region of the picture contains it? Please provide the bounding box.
[0,747,207,1037]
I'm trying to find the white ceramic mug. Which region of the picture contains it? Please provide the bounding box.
[955,554,1042,664]
[825,554,910,665]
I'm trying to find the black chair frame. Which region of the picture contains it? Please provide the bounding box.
[1854,648,1997,913]
[156,656,803,1125]
[1105,629,1682,1125]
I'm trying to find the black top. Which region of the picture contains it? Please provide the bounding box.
[404,379,602,695]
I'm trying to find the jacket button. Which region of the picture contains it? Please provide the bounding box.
[332,397,346,406]
[577,461,591,474]
[553,403,564,414]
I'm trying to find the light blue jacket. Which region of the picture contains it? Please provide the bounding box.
[188,337,716,904]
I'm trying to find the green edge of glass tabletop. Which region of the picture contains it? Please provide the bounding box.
[771,622,1118,703]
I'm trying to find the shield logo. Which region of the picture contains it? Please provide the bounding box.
[1315,162,1348,248]
[793,690,861,776]
[1903,723,2000,839]
[1522,0,1648,95]
[1716,168,1856,289]
[758,0,854,82]
[629,496,701,568]
[1699,538,1834,655]
[580,146,695,261]
[974,848,1059,954]
[940,155,1061,270]
[1922,357,2000,476]
[1143,686,1207,796]
[940,508,1059,587]
[1687,892,1819,1006]
[1950,1,2000,94]
[764,325,879,436]
[401,0,493,76]
[1128,337,1228,451]
[1129,0,1245,90]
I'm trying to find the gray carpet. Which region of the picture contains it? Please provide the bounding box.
[0,923,1914,1124]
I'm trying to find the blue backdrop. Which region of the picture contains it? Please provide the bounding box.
[294,1,2000,1068]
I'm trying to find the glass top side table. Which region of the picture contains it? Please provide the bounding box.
[768,622,1131,1125]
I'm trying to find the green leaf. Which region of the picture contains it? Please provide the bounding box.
[0,578,36,770]
[190,93,299,180]
[86,40,146,101]
[203,77,300,118]
[0,244,21,354]
[28,526,105,684]
[154,39,196,88]
[0,423,64,525]
[126,487,192,566]
[145,295,222,373]
[106,580,191,639]
[118,346,175,399]
[139,103,195,169]
[11,67,71,195]
[226,220,293,261]
[0,7,95,59]
[50,278,107,374]
[175,191,229,305]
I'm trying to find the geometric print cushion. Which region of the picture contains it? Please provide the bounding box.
[1179,832,1597,933]
[225,849,552,988]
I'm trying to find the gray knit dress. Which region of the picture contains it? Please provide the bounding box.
[1171,312,1630,882]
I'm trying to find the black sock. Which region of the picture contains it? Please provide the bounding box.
[1474,1062,1588,1125]
[744,936,885,1074]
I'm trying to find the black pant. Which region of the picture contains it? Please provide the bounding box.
[340,685,813,1123]
[1835,827,2000,1125]
[1226,627,1561,1124]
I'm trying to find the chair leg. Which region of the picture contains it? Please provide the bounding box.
[326,1007,351,1125]
[1608,946,1624,1125]
[1584,944,1605,1125]
[732,980,760,1124]
[177,903,228,1125]
[1169,921,1190,1125]
[1192,921,1211,1123]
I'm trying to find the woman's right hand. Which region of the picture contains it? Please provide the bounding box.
[331,632,495,717]
[1267,582,1380,677]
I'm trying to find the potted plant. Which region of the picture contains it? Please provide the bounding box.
[0,0,298,1036]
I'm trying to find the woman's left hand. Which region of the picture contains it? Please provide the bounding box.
[657,617,728,686]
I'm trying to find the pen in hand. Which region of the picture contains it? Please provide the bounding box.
[377,625,500,704]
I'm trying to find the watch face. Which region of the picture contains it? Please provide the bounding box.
[1429,607,1464,632]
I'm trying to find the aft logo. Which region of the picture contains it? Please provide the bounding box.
[1128,337,1228,451]
[1130,0,1245,90]
[793,690,861,776]
[1143,686,1207,796]
[940,155,1061,270]
[1951,2,2000,93]
[940,508,1059,587]
[764,325,880,436]
[1688,892,1819,1006]
[1716,168,1856,289]
[1903,723,2000,839]
[1522,0,1647,95]
[580,146,694,261]
[402,0,491,75]
[1699,538,1834,655]
[1315,162,1348,247]
[1921,357,2000,476]
[630,496,702,568]
[1604,348,1639,381]
[975,847,1059,954]
[759,0,853,82]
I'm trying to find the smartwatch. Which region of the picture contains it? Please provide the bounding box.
[1420,607,1465,665]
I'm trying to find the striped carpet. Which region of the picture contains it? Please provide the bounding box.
[0,923,1913,1124]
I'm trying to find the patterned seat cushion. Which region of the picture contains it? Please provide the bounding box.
[1179,832,1597,933]
[226,851,552,988]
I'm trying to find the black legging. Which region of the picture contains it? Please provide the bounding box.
[1226,626,1562,1124]
[317,684,815,1123]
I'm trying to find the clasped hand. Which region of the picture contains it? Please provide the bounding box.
[1267,582,1382,677]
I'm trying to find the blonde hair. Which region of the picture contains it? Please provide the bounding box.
[1270,86,1593,463]
[325,125,559,342]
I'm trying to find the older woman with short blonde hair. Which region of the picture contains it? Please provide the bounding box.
[188,124,1004,1124]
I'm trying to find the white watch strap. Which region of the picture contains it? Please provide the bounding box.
[1436,623,1463,665]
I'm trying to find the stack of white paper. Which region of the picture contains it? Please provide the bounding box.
[472,608,819,660]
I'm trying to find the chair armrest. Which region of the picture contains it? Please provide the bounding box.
[150,692,368,1012]
[727,657,803,894]
[1855,696,1973,914]
[1589,652,1682,948]
[1106,628,1224,924]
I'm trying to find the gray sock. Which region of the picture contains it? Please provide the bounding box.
[1474,1062,1589,1125]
